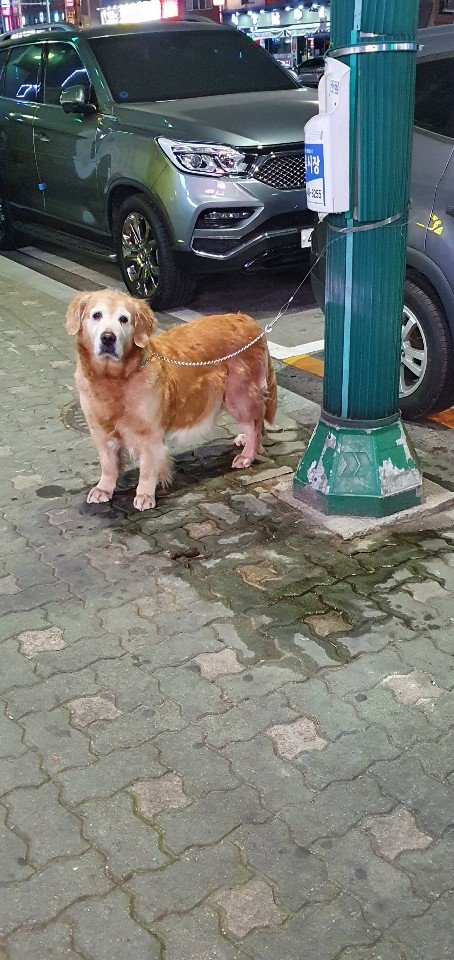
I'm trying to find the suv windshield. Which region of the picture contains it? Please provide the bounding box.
[88,29,296,103]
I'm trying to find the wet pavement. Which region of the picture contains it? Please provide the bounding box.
[1,256,454,960]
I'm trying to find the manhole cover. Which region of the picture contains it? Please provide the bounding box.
[61,400,89,435]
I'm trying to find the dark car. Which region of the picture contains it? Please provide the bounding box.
[297,56,325,88]
[311,25,454,421]
[0,20,317,309]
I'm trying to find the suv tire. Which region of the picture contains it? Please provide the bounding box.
[0,188,16,251]
[114,194,197,310]
[399,278,454,421]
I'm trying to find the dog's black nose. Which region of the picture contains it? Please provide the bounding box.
[101,331,116,346]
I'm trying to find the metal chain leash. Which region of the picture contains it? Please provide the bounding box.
[143,211,412,370]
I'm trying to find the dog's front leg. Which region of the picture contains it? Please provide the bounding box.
[134,440,170,511]
[87,433,120,505]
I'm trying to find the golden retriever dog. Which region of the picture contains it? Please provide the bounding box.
[66,289,277,510]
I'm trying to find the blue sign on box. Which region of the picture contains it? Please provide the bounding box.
[305,143,325,208]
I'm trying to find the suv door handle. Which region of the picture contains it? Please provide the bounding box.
[35,133,50,143]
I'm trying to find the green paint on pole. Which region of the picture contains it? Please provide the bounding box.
[294,0,422,516]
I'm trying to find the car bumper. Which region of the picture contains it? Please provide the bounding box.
[153,162,314,271]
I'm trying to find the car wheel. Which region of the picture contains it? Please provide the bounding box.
[0,189,16,251]
[399,278,454,421]
[114,194,197,310]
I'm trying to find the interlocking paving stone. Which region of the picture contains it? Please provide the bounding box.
[54,742,164,806]
[279,775,394,846]
[0,810,33,883]
[248,893,375,959]
[233,818,337,911]
[222,736,312,813]
[129,773,190,819]
[338,944,414,960]
[381,670,443,705]
[266,716,327,759]
[0,850,112,936]
[5,782,88,867]
[360,806,432,860]
[283,678,363,739]
[312,830,429,930]
[7,919,80,960]
[370,756,454,835]
[4,666,100,720]
[86,699,186,755]
[128,840,248,925]
[0,751,47,797]
[81,792,168,880]
[22,707,94,773]
[214,877,286,941]
[154,724,237,798]
[68,695,122,727]
[157,785,270,855]
[154,905,244,960]
[296,728,400,790]
[67,889,162,960]
[202,691,296,748]
[154,663,228,721]
[194,647,245,680]
[391,892,454,959]
[0,710,26,758]
[16,626,65,658]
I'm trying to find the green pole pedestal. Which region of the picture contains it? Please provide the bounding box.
[294,0,423,516]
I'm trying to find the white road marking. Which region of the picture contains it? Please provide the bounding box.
[267,339,324,360]
[169,308,203,322]
[19,246,126,291]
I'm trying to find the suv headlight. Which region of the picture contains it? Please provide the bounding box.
[157,137,248,177]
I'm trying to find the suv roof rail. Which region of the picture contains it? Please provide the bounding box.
[0,22,76,42]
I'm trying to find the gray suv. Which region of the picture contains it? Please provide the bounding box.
[0,20,316,308]
[311,25,454,421]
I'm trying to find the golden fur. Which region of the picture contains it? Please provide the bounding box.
[66,289,277,510]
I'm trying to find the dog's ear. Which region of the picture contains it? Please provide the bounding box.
[65,292,92,336]
[133,300,157,347]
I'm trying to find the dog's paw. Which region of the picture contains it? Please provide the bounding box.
[231,454,252,469]
[87,486,112,504]
[233,433,246,447]
[134,493,156,511]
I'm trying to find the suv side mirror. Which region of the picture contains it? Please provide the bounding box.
[60,84,96,116]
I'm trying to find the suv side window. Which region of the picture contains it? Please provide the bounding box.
[2,43,42,102]
[414,56,454,140]
[0,49,9,96]
[44,42,91,106]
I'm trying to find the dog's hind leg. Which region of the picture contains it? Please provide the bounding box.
[224,362,266,469]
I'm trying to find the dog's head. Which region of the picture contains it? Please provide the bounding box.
[65,289,157,362]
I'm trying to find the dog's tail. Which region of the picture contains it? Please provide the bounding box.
[265,349,277,425]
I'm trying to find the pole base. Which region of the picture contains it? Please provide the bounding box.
[293,416,422,518]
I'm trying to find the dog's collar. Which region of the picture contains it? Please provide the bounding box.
[139,355,156,370]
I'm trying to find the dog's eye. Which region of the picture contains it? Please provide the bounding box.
[93,311,102,321]
[119,315,129,325]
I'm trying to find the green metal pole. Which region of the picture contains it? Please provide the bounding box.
[294,0,423,517]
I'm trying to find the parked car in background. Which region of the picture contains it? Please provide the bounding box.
[311,25,454,420]
[297,55,326,88]
[0,20,317,309]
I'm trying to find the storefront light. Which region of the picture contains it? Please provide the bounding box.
[293,7,302,19]
[162,0,178,15]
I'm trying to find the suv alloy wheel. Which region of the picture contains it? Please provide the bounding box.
[399,278,454,420]
[114,194,197,310]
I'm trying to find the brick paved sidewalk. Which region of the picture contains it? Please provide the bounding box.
[1,256,454,960]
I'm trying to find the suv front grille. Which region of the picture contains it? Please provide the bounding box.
[253,153,306,190]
